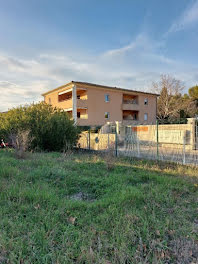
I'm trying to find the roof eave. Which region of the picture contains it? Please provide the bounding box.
[42,81,159,97]
[41,81,74,96]
[74,81,160,97]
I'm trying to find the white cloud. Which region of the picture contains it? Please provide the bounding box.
[0,32,198,112]
[166,0,198,34]
[102,33,165,58]
[103,35,143,57]
[0,80,50,111]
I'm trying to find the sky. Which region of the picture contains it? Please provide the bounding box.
[0,0,198,111]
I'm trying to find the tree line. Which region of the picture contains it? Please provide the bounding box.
[153,74,198,123]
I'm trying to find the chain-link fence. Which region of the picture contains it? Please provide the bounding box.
[78,119,198,166]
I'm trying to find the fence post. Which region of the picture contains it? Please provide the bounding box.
[183,135,186,165]
[195,119,198,150]
[108,132,110,150]
[115,129,118,157]
[137,139,140,158]
[88,128,91,150]
[156,119,159,159]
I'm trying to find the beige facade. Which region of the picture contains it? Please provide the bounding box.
[42,81,158,126]
[117,118,196,150]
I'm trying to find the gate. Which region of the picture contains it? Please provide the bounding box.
[78,126,116,152]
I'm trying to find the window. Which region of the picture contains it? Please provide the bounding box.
[144,113,148,121]
[77,112,81,118]
[105,94,110,102]
[77,95,80,99]
[49,98,51,104]
[144,98,148,105]
[105,112,110,119]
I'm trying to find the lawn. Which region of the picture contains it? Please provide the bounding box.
[0,150,197,263]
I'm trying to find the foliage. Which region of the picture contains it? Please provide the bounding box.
[153,75,198,123]
[0,151,197,263]
[189,85,198,100]
[188,85,198,107]
[0,102,79,151]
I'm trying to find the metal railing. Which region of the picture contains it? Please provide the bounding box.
[123,99,138,104]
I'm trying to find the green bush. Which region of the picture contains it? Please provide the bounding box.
[0,102,79,151]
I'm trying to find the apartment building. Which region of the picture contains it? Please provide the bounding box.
[42,81,158,126]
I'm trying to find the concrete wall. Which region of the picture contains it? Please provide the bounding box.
[118,119,196,150]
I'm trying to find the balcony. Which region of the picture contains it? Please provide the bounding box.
[58,90,73,109]
[77,98,88,108]
[65,109,88,119]
[77,108,88,120]
[57,88,88,110]
[58,90,72,102]
[122,103,140,111]
[77,90,88,108]
[123,98,138,104]
[123,110,139,124]
[122,94,139,111]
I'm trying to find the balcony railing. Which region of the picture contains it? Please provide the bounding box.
[123,99,138,104]
[123,117,138,121]
[77,99,88,108]
[77,114,88,120]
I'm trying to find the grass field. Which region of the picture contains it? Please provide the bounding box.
[0,150,198,263]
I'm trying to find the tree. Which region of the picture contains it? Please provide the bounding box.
[0,102,79,151]
[188,85,198,106]
[182,90,198,118]
[152,74,185,123]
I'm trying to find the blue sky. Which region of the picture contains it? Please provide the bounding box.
[0,0,198,111]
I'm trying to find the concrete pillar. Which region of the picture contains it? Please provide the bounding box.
[72,85,77,124]
[187,118,196,150]
[115,121,119,134]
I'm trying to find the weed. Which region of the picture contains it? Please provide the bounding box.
[104,149,116,171]
[0,150,197,263]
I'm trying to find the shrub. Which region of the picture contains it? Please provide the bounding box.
[9,130,31,159]
[0,102,79,152]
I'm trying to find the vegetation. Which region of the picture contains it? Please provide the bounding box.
[188,85,198,104]
[152,75,198,123]
[0,150,197,263]
[0,102,79,151]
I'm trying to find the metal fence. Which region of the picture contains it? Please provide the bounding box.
[78,120,198,166]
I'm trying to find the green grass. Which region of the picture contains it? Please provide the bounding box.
[0,150,197,263]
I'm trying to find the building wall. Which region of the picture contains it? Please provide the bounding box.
[79,85,123,126]
[75,83,157,126]
[138,95,156,124]
[44,84,73,110]
[43,83,157,126]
